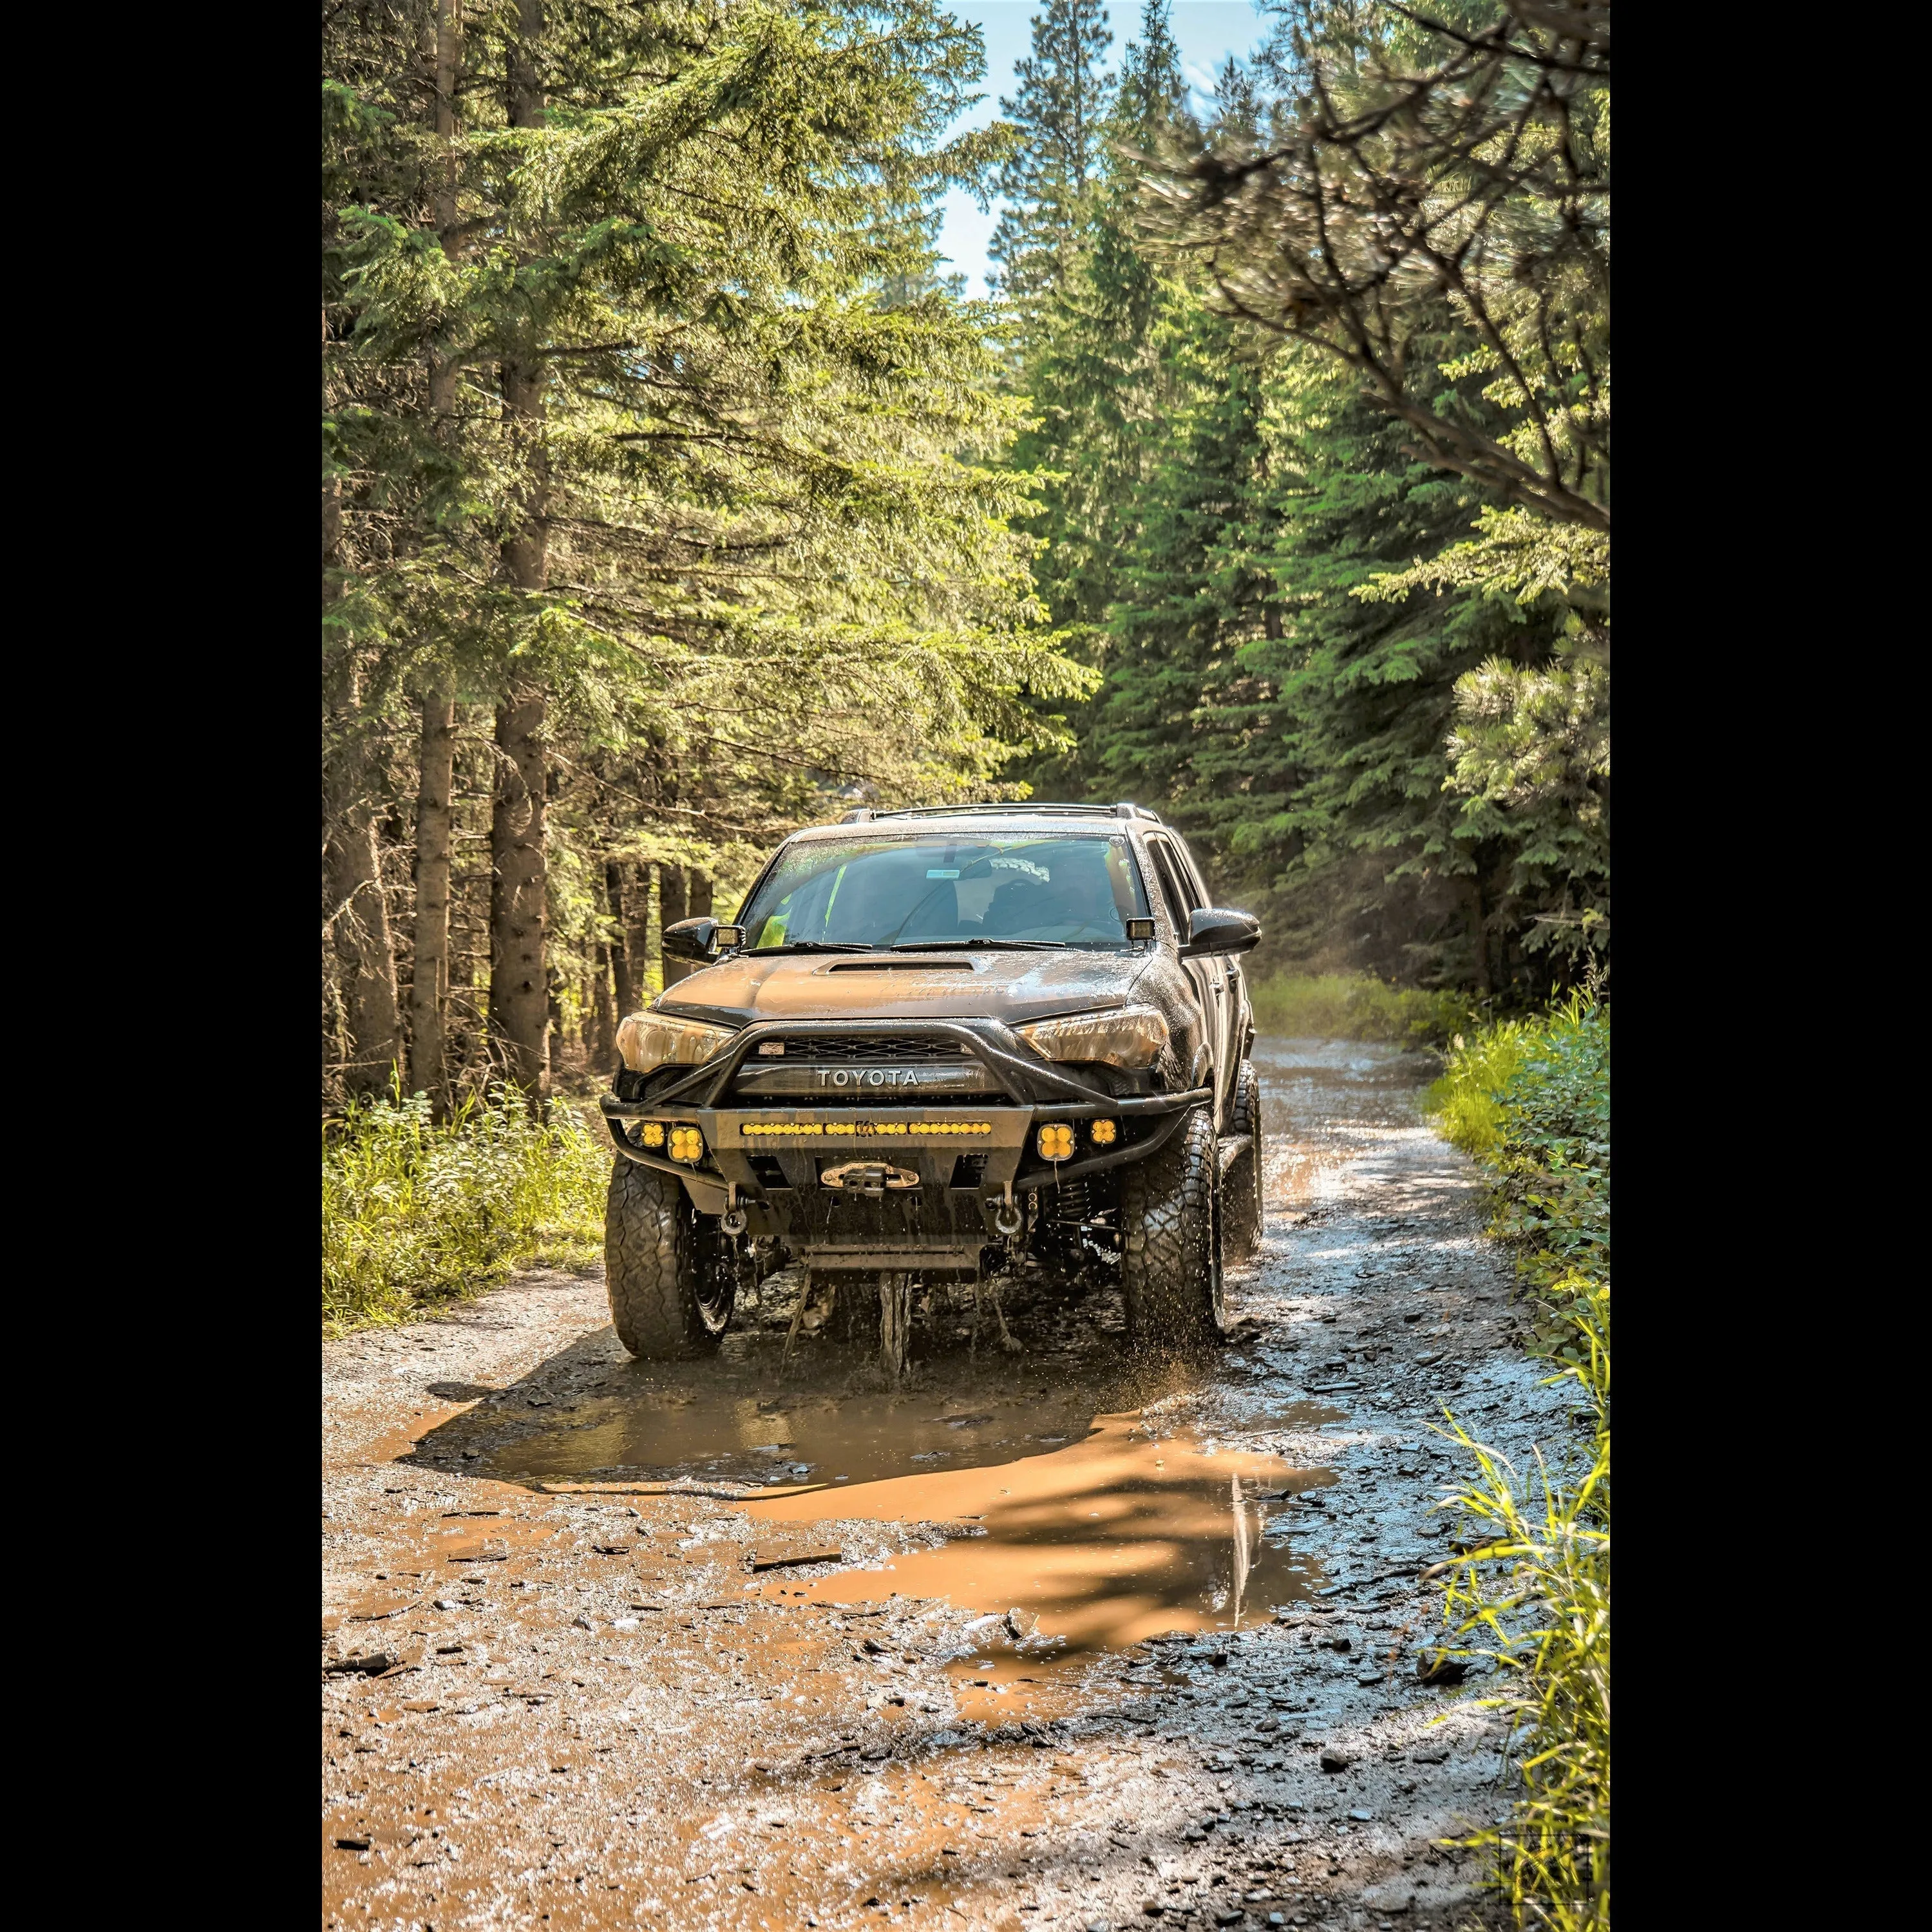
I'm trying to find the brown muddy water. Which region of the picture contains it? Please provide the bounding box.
[323,1039,1555,1931]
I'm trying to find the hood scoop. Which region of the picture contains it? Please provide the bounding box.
[824,958,976,972]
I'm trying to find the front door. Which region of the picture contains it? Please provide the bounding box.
[1146,836,1230,1126]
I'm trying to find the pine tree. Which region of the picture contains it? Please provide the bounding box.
[989,0,1115,319]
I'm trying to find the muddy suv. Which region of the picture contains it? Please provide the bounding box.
[598,803,1262,1359]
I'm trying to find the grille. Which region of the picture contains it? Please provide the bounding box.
[772,1034,969,1062]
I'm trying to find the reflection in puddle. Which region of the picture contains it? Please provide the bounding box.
[473,1367,1184,1491]
[744,1411,1334,1671]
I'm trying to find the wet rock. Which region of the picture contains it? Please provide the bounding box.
[1006,1607,1039,1640]
[324,1651,395,1676]
[572,1613,594,1631]
[1318,1746,1352,1773]
[1415,1650,1469,1686]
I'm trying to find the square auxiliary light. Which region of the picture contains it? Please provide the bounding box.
[639,1121,667,1148]
[668,1126,705,1163]
[1037,1122,1075,1162]
[1090,1118,1119,1146]
[1126,917,1156,942]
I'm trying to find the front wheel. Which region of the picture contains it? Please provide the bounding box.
[605,1159,737,1359]
[1222,1059,1264,1262]
[1119,1104,1223,1347]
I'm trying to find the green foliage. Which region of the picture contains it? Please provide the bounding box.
[1247,972,1471,1047]
[1426,996,1609,1928]
[322,1088,607,1333]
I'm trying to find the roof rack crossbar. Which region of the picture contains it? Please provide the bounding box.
[848,801,1164,825]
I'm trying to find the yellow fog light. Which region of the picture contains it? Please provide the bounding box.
[668,1126,705,1163]
[1090,1118,1118,1146]
[639,1121,666,1149]
[1037,1122,1075,1161]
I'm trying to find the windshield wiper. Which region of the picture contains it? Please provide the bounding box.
[890,938,1067,951]
[745,942,882,954]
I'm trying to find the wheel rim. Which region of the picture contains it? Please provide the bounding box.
[695,1238,739,1336]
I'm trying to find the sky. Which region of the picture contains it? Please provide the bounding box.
[934,3,1274,298]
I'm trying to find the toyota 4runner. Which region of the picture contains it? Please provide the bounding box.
[598,802,1262,1359]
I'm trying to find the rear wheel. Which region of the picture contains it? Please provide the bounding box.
[1119,1104,1224,1347]
[605,1159,737,1359]
[1222,1059,1264,1262]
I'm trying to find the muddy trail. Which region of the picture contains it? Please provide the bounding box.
[323,1039,1577,1932]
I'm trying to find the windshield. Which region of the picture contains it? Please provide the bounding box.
[738,834,1151,950]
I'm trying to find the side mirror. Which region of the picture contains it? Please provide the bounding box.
[1183,907,1261,956]
[661,917,743,961]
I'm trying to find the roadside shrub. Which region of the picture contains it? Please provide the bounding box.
[1247,971,1474,1047]
[322,1086,607,1334]
[1426,998,1610,1930]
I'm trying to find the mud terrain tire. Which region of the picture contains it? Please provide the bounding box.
[1119,1104,1223,1346]
[605,1159,736,1359]
[1222,1059,1264,1262]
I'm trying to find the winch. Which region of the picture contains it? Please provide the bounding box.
[820,1160,921,1195]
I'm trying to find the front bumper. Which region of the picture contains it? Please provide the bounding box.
[597,1015,1209,1256]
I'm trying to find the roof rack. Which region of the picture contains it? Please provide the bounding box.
[838,801,1163,826]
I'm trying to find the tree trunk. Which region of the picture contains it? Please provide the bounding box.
[427,0,463,413]
[1466,871,1492,998]
[627,865,653,1001]
[326,769,404,1102]
[591,940,616,1066]
[488,0,551,1097]
[489,690,550,1094]
[689,872,713,920]
[408,683,457,1107]
[605,860,636,1016]
[659,864,691,985]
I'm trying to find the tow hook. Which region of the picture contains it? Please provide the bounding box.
[991,1189,1024,1238]
[721,1182,748,1240]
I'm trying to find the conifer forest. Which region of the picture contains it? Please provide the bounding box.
[322,0,1608,1108]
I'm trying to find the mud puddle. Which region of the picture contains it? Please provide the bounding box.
[473,1355,1144,1491]
[744,1408,1336,1722]
[749,1411,1333,1636]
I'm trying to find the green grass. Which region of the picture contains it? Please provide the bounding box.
[1247,971,1474,1048]
[322,1085,608,1335]
[1425,996,1610,1930]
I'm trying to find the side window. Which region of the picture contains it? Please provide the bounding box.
[1146,840,1195,936]
[1161,839,1211,911]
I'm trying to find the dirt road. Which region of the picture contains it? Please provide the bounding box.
[323,1038,1575,1931]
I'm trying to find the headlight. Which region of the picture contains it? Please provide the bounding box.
[1017,1005,1170,1070]
[615,1011,740,1074]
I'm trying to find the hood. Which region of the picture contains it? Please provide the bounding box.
[650,949,1151,1030]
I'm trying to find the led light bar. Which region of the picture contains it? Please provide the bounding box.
[739,1120,994,1138]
